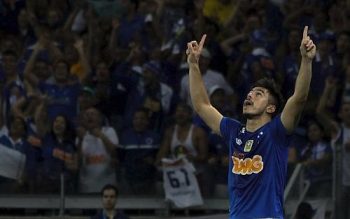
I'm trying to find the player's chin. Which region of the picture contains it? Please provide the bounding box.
[242,111,256,119]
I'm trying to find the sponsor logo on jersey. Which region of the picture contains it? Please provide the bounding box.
[236,138,242,145]
[244,140,254,152]
[232,155,263,175]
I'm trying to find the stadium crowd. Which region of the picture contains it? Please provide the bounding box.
[0,0,349,216]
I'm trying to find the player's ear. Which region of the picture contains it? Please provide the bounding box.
[266,104,276,114]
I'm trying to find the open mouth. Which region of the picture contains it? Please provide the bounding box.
[243,100,253,106]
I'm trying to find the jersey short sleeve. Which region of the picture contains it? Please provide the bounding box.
[220,117,241,144]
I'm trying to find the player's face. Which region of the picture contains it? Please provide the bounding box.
[242,87,270,118]
[102,189,117,211]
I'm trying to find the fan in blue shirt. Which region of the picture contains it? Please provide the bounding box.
[186,26,316,219]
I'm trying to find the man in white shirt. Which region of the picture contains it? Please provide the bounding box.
[77,107,119,193]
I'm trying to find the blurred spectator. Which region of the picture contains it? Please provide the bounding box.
[77,107,119,193]
[155,103,209,195]
[91,184,129,219]
[317,78,350,218]
[119,108,160,195]
[39,114,78,193]
[115,0,145,49]
[180,48,234,107]
[0,116,38,193]
[277,28,301,97]
[123,61,175,131]
[193,86,235,196]
[300,119,332,198]
[24,38,84,123]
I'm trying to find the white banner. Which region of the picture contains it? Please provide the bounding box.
[162,157,203,208]
[0,144,26,180]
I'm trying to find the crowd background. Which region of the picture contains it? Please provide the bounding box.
[0,0,349,217]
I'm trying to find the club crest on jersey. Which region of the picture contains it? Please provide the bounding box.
[232,155,263,175]
[244,140,254,152]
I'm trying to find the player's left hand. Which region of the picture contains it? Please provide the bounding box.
[300,26,316,60]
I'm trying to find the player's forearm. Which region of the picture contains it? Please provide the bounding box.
[189,63,211,113]
[293,58,312,102]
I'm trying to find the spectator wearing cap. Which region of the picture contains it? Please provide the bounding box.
[180,47,234,108]
[123,60,175,132]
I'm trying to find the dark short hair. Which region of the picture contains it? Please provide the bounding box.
[101,184,118,197]
[251,77,284,117]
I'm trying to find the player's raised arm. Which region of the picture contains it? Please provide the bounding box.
[187,35,223,135]
[281,26,316,133]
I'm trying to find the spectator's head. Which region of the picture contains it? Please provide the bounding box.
[64,44,79,65]
[307,119,325,144]
[34,59,50,81]
[47,8,62,28]
[95,61,110,83]
[142,61,161,87]
[318,33,334,59]
[53,59,70,83]
[51,115,71,140]
[2,50,18,75]
[132,108,149,132]
[244,9,262,33]
[9,116,26,139]
[174,102,193,126]
[100,184,118,211]
[288,28,301,52]
[336,31,350,55]
[79,86,96,111]
[313,9,329,33]
[209,85,227,111]
[84,107,103,130]
[243,78,284,119]
[122,0,139,13]
[17,9,29,29]
[295,202,315,219]
[0,37,19,54]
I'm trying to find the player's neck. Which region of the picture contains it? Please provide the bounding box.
[245,116,271,132]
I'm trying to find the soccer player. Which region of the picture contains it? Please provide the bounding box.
[186,26,316,218]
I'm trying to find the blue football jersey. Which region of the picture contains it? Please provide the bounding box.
[220,115,290,219]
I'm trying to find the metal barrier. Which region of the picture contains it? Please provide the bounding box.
[283,163,311,218]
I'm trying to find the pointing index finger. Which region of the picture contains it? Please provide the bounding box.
[303,26,308,39]
[198,34,207,51]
